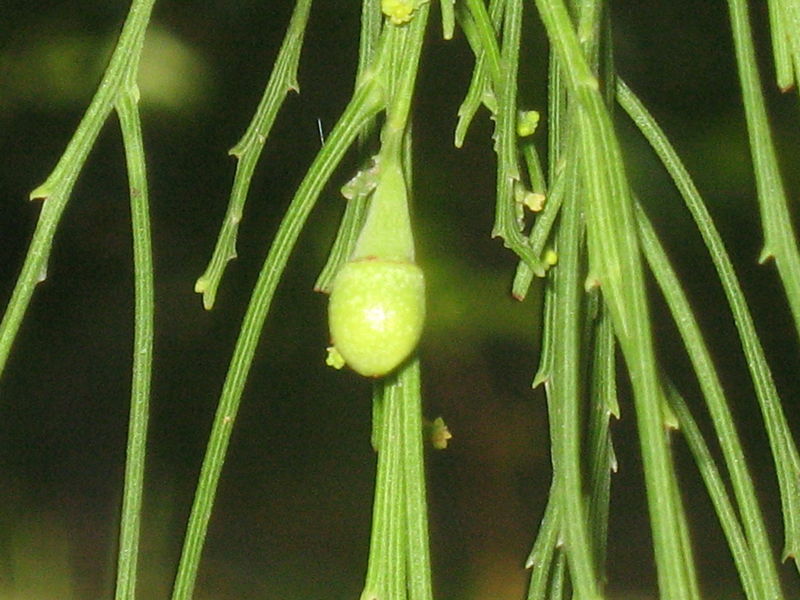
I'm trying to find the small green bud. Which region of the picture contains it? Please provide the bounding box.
[423,416,452,450]
[514,182,546,212]
[381,0,418,24]
[329,258,425,377]
[325,346,346,369]
[516,110,541,137]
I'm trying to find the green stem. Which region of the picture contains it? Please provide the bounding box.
[765,0,795,90]
[463,0,503,85]
[531,272,556,389]
[454,0,503,147]
[362,359,432,600]
[0,0,156,383]
[347,7,430,265]
[514,46,570,303]
[195,0,314,310]
[618,77,800,569]
[533,0,699,596]
[585,302,616,578]
[511,157,566,300]
[662,383,762,600]
[550,183,602,599]
[400,360,433,600]
[314,188,370,292]
[726,0,800,342]
[454,0,547,275]
[363,374,406,599]
[636,203,780,600]
[114,85,155,600]
[170,73,384,600]
[492,0,523,237]
[314,0,385,292]
[525,483,561,600]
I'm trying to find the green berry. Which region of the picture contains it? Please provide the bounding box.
[329,258,425,377]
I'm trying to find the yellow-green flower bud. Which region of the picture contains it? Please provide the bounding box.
[382,0,417,24]
[516,110,541,137]
[329,258,425,377]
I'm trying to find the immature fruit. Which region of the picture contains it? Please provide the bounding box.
[329,258,425,377]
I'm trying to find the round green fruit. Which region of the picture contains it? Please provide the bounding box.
[328,258,425,377]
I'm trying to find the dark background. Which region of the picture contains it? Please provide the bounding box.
[1,1,799,598]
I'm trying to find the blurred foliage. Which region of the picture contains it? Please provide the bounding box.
[0,1,798,599]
